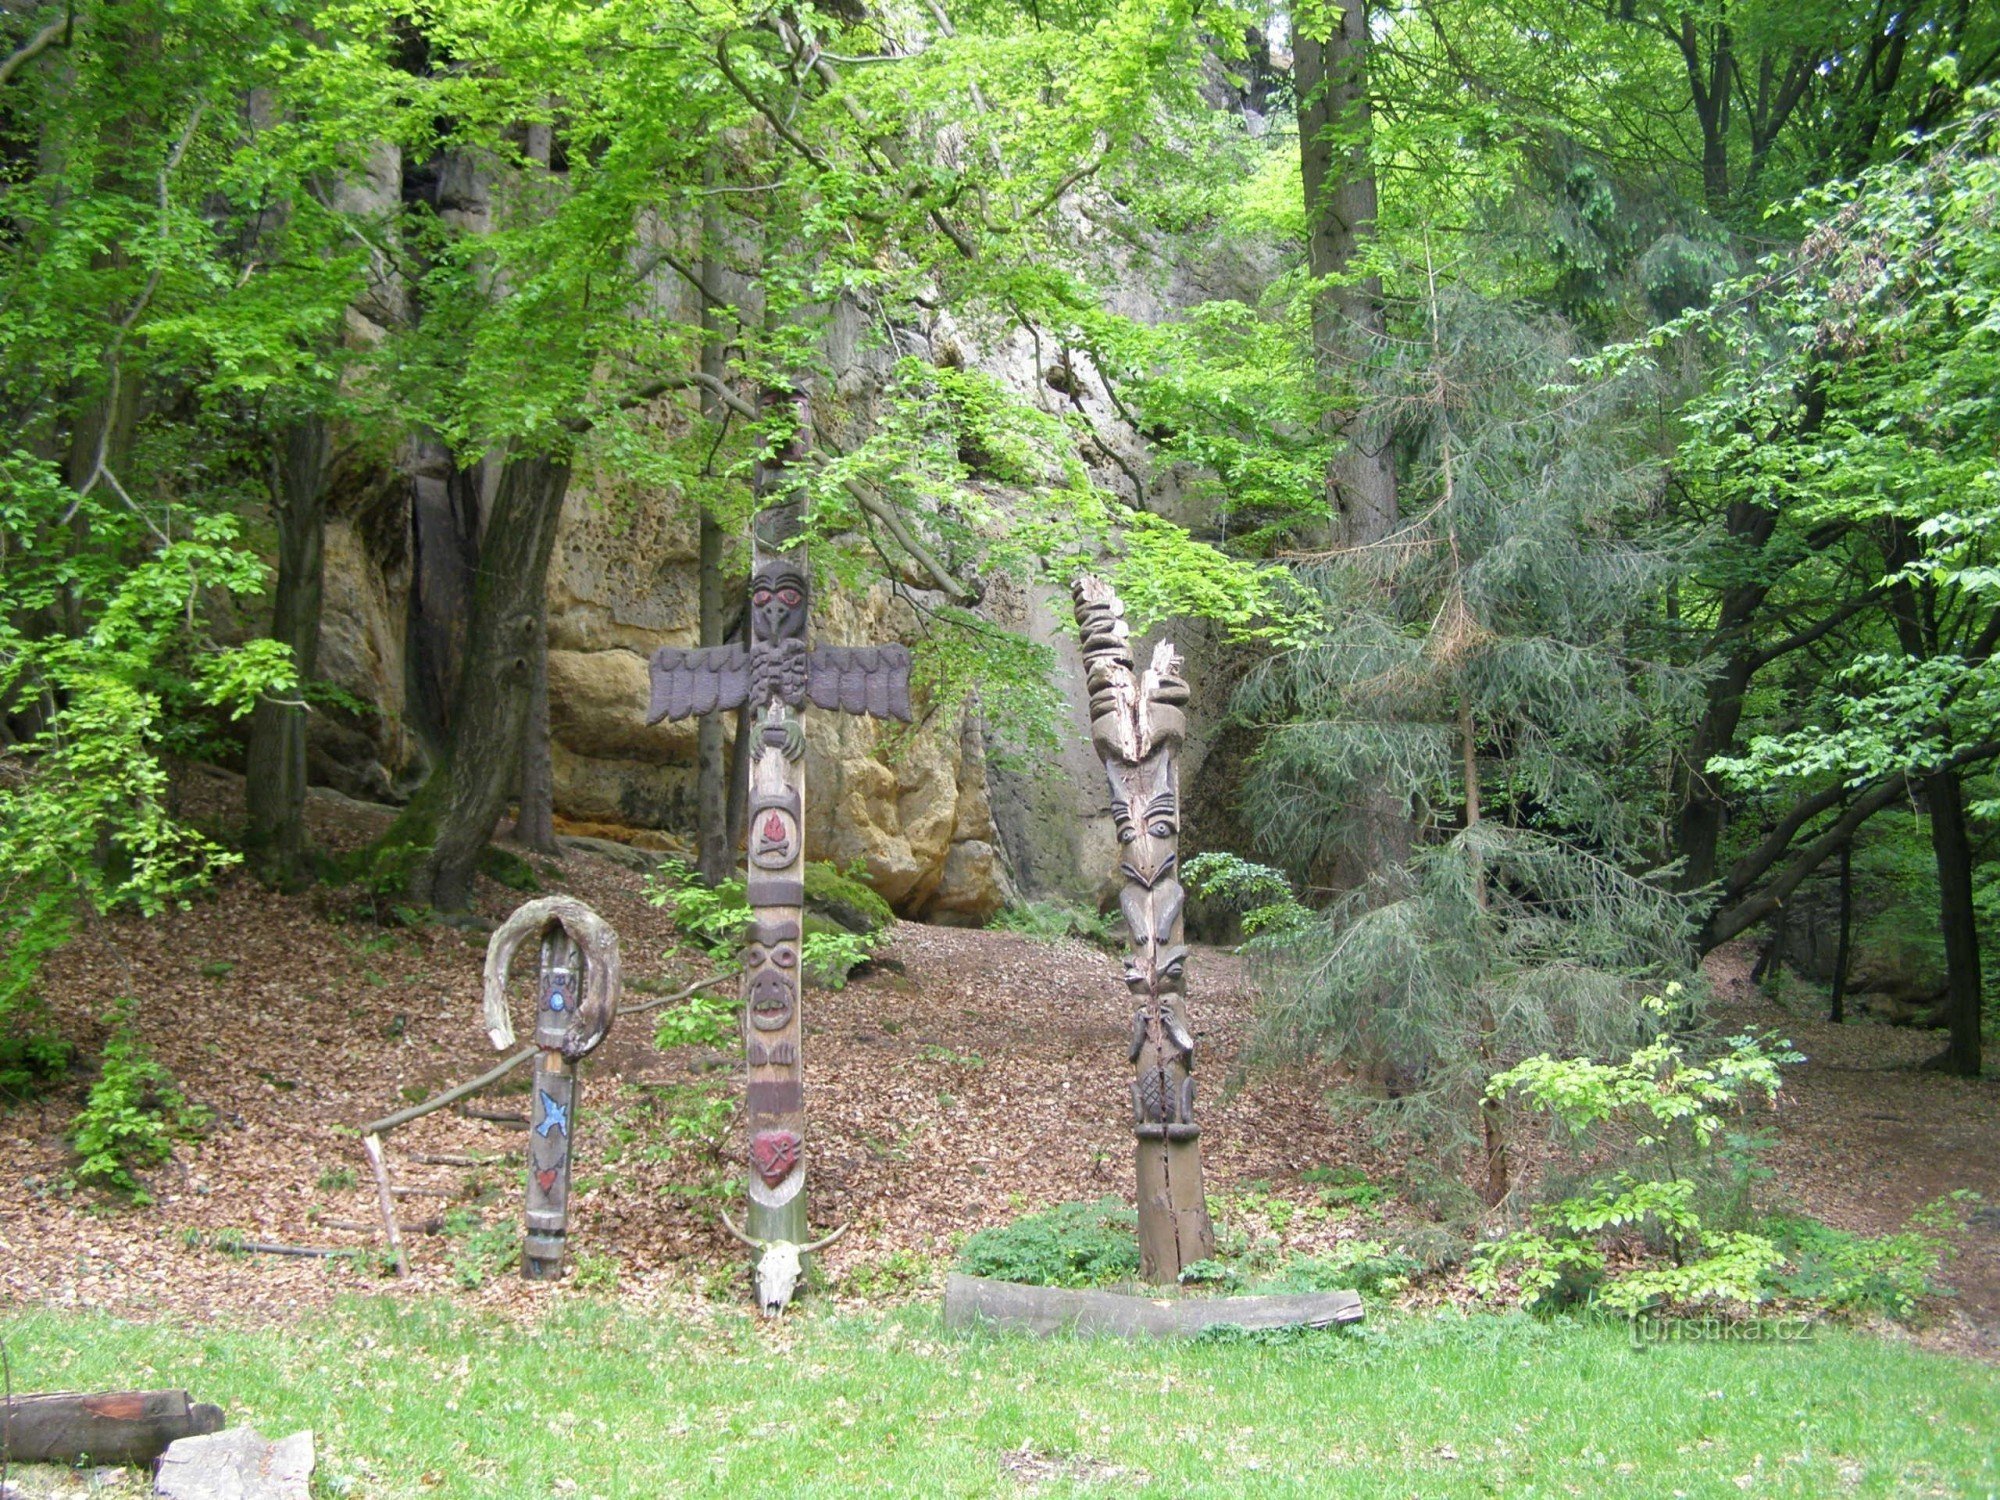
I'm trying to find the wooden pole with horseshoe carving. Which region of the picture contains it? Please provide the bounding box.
[1071,575,1216,1283]
[481,896,622,1281]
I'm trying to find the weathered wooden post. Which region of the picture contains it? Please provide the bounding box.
[1071,575,1216,1282]
[645,385,911,1312]
[482,896,621,1280]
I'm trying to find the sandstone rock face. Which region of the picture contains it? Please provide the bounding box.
[314,465,1022,922]
[305,191,1247,922]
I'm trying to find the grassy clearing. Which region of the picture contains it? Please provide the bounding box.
[0,1299,1994,1498]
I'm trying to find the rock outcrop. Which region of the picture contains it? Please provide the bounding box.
[313,465,1024,922]
[299,142,1251,922]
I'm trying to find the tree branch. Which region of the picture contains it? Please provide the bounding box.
[0,14,67,90]
[1704,736,2000,947]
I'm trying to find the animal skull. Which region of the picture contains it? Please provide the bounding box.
[721,1214,848,1316]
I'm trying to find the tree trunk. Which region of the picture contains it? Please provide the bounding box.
[1829,839,1852,1024]
[1295,0,1407,890]
[404,440,484,761]
[1673,500,1781,894]
[695,511,732,884]
[1925,767,1983,1076]
[388,449,572,911]
[506,604,560,854]
[1881,522,1983,1075]
[1461,692,1507,1206]
[245,416,331,888]
[726,698,752,858]
[695,170,735,887]
[1295,0,1397,551]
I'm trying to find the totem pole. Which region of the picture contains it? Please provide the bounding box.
[1071,574,1215,1283]
[481,896,622,1280]
[645,387,911,1312]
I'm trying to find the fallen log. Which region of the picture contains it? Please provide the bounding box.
[319,1216,444,1235]
[0,1389,225,1465]
[942,1273,1365,1339]
[454,1105,529,1127]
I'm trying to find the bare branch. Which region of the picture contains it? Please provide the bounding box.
[0,14,67,90]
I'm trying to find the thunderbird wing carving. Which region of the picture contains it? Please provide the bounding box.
[806,644,913,721]
[647,643,751,723]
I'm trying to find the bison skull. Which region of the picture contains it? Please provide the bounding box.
[721,1214,848,1316]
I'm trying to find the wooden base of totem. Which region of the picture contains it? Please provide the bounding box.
[1136,1135,1215,1284]
[748,1190,807,1253]
[943,1273,1363,1339]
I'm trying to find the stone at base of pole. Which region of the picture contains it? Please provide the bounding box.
[1136,1139,1216,1284]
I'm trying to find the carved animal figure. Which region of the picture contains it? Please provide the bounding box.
[645,558,915,725]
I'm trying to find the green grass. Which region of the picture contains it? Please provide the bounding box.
[1,1300,1994,1497]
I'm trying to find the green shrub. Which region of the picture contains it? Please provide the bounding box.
[1762,1197,1977,1319]
[444,1207,521,1288]
[803,923,875,990]
[988,900,1119,948]
[652,991,738,1050]
[1300,1165,1388,1211]
[0,1012,74,1101]
[1470,1004,1973,1322]
[644,858,751,956]
[1258,1240,1422,1296]
[956,1197,1140,1288]
[69,1001,209,1203]
[1181,852,1310,938]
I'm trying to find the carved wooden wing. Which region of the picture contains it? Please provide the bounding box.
[806,643,913,720]
[647,643,751,723]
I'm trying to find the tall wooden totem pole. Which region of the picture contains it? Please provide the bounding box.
[1072,574,1216,1282]
[645,388,910,1312]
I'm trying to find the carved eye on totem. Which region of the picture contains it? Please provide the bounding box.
[1147,816,1176,839]
[744,942,770,969]
[1118,825,1137,844]
[769,943,798,969]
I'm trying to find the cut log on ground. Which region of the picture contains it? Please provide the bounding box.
[0,1389,224,1464]
[942,1273,1364,1339]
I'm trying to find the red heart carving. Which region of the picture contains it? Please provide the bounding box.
[749,1129,801,1187]
[536,1168,559,1194]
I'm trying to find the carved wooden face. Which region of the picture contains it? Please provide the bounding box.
[1110,749,1178,889]
[744,918,801,1032]
[751,562,809,643]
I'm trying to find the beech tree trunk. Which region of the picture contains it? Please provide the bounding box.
[1926,767,1982,1076]
[1829,839,1852,1024]
[506,604,559,854]
[1295,0,1397,552]
[695,169,735,886]
[388,449,572,911]
[405,441,484,761]
[245,416,331,888]
[695,509,732,884]
[1877,526,1983,1074]
[1295,0,1408,890]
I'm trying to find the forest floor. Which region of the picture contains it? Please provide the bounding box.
[2,768,1996,1363]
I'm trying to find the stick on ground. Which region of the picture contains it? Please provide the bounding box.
[361,1133,406,1278]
